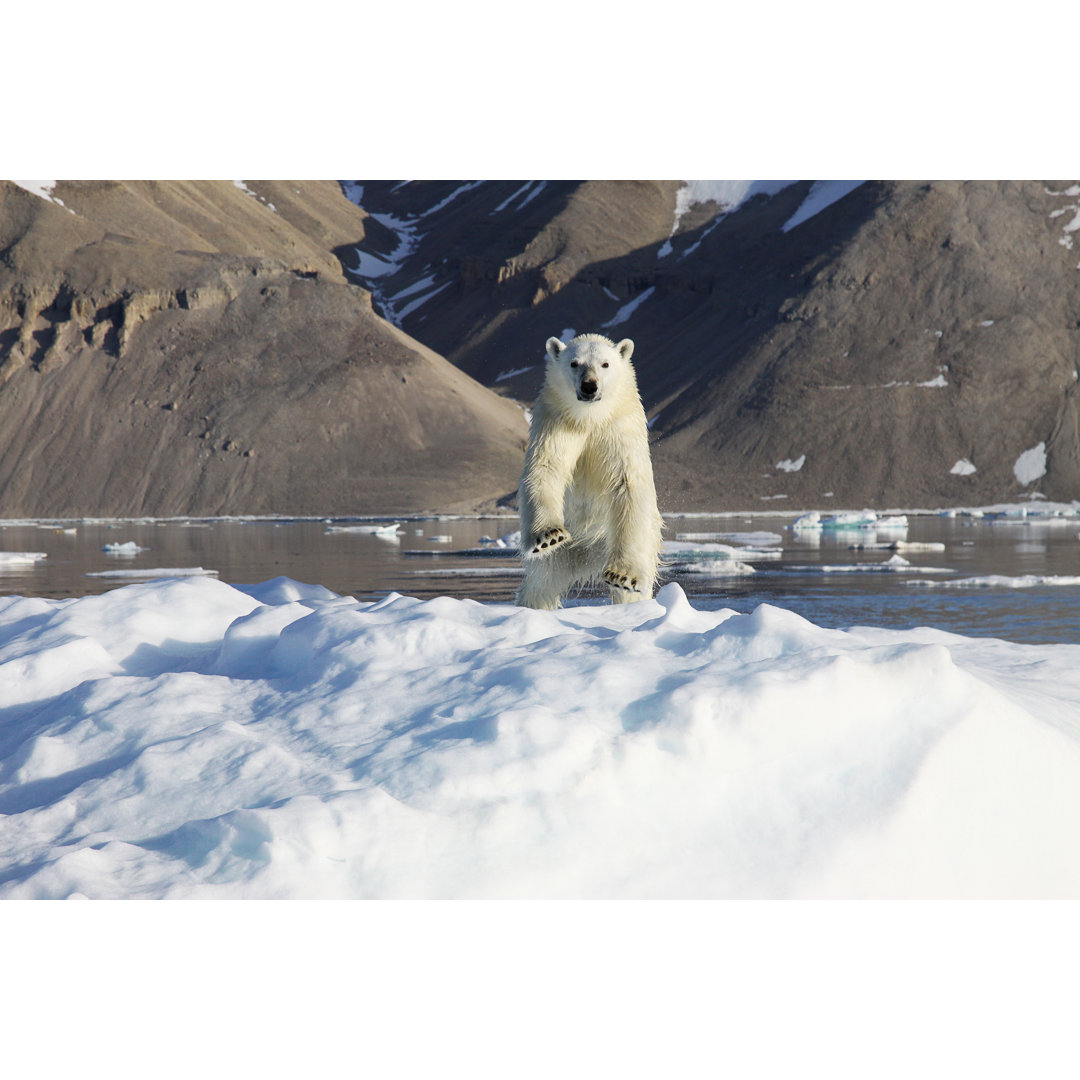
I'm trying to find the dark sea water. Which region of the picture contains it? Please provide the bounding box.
[2,509,1078,645]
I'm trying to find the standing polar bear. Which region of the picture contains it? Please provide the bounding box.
[516,333,663,609]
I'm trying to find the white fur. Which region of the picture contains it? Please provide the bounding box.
[516,333,664,610]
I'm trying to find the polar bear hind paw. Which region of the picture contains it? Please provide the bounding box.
[603,568,642,593]
[529,527,571,555]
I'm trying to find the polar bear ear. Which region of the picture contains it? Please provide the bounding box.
[616,339,634,362]
[546,337,566,362]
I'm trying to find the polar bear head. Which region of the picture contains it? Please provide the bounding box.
[544,333,635,415]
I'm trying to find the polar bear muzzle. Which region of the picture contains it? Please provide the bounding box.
[577,373,600,401]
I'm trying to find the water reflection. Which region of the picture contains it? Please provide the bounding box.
[0,511,1077,644]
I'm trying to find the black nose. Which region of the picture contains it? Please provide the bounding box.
[581,378,598,397]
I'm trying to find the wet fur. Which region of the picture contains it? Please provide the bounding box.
[517,333,663,609]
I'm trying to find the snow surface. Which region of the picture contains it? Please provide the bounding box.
[4,573,1080,899]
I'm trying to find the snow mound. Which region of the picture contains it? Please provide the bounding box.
[3,577,1080,899]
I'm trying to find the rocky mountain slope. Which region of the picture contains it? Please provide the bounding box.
[0,181,528,518]
[3,179,1077,519]
[346,180,1080,511]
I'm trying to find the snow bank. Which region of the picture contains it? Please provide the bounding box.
[4,575,1080,899]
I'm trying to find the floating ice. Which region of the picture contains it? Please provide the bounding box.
[817,554,952,575]
[663,540,779,562]
[0,551,47,566]
[85,567,218,579]
[908,574,1080,589]
[325,523,401,537]
[666,560,756,577]
[103,541,148,555]
[676,532,783,546]
[792,511,905,531]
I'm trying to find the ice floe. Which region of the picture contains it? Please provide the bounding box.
[4,575,1080,901]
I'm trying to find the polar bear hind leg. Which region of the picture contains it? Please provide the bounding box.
[516,545,577,610]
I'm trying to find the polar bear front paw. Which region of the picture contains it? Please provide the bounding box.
[603,567,643,593]
[529,527,571,555]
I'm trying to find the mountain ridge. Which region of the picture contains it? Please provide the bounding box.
[345,179,1080,510]
[2,178,1077,518]
[0,180,528,517]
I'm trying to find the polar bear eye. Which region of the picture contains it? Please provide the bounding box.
[570,360,579,368]
[601,362,609,368]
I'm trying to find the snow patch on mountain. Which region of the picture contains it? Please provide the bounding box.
[1047,184,1080,259]
[1014,443,1048,485]
[603,287,656,328]
[782,181,866,232]
[659,181,799,257]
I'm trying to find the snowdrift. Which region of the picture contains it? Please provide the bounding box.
[3,575,1080,899]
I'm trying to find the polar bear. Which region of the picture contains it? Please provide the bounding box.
[516,332,664,609]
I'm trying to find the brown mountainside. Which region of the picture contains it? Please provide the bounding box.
[347,180,1080,511]
[3,179,1078,519]
[0,181,528,517]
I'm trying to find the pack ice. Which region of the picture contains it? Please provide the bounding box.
[3,574,1080,899]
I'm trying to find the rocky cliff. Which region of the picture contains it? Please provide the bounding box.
[0,181,529,517]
